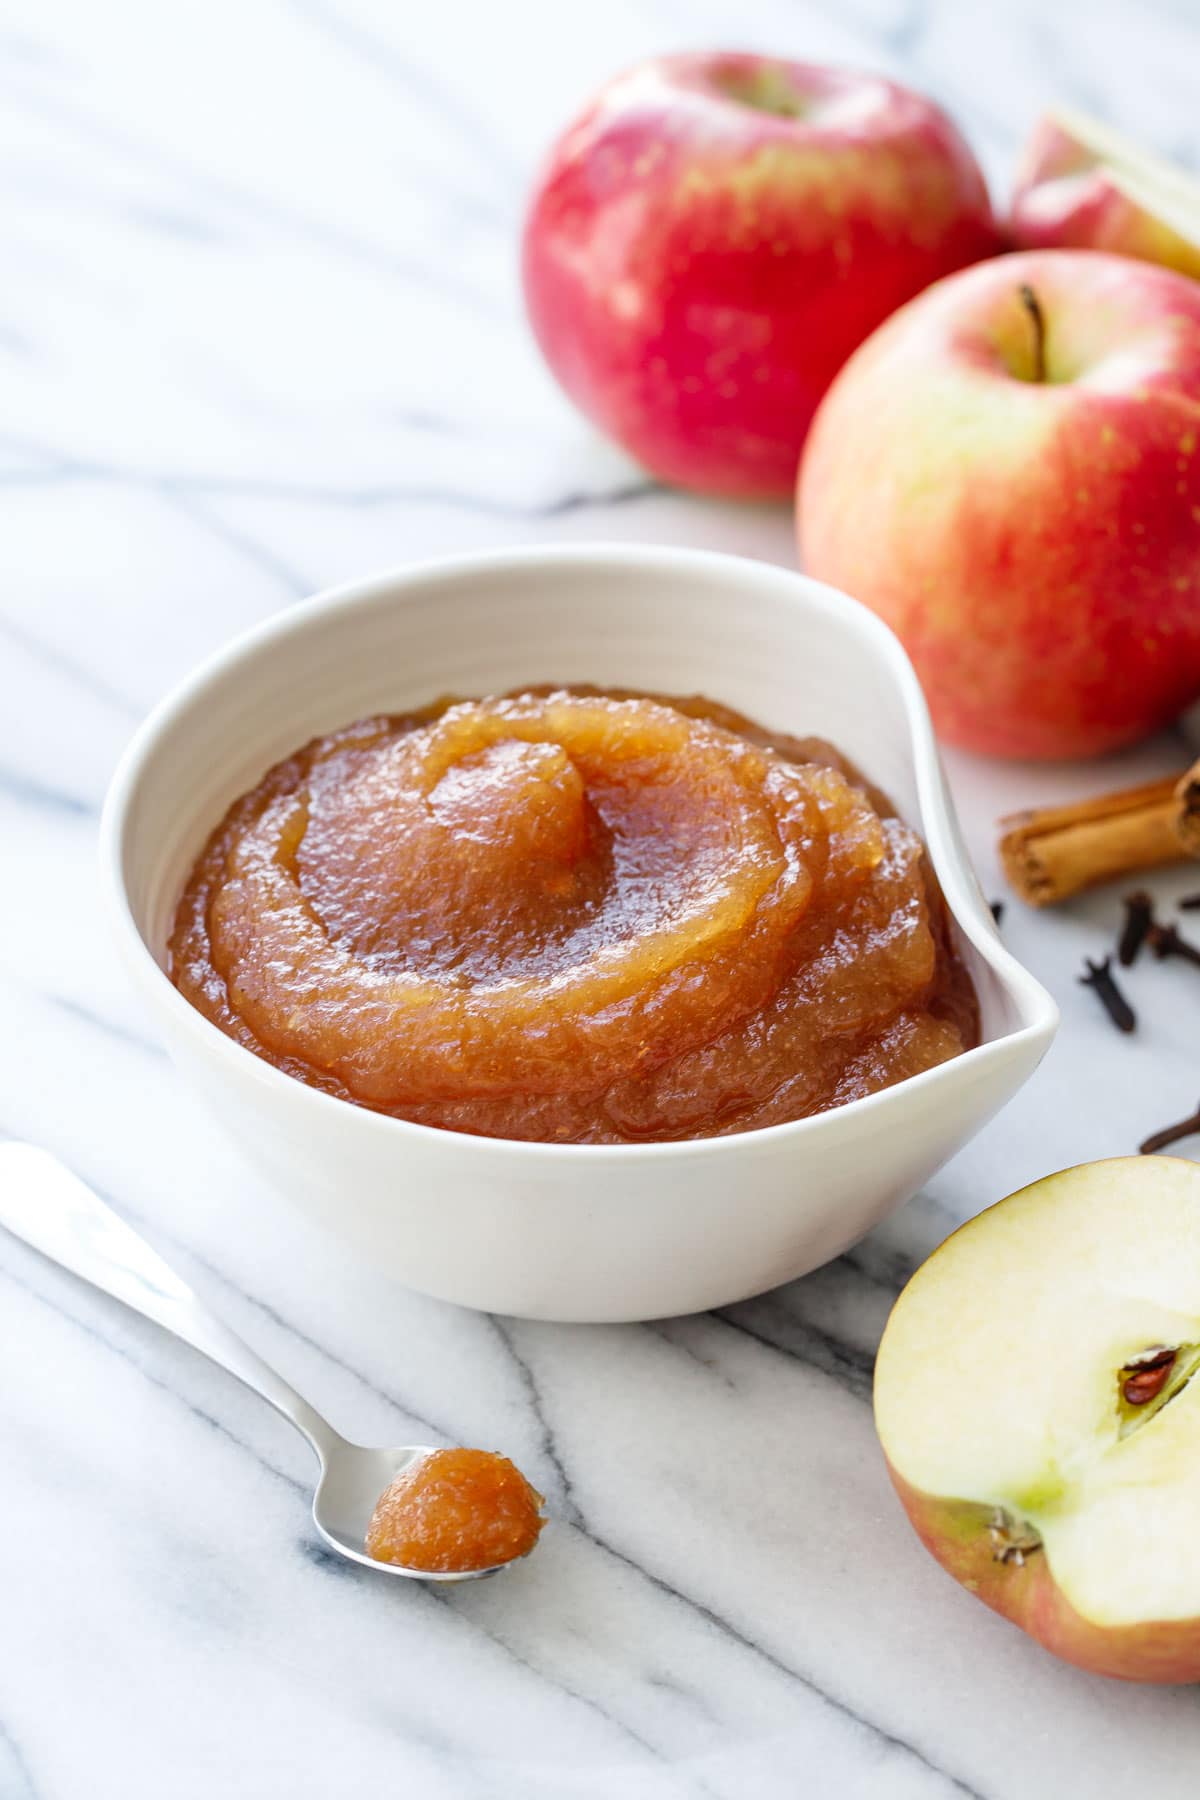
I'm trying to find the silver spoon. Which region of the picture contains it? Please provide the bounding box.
[0,1141,533,1582]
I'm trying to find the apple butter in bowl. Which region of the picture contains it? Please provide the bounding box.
[169,686,977,1144]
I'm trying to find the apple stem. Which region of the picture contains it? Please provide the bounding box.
[1018,284,1046,384]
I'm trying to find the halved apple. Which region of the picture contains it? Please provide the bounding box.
[1012,107,1200,279]
[874,1157,1200,1681]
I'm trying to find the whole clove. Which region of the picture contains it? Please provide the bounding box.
[1148,921,1200,969]
[1179,893,1200,911]
[1078,955,1137,1034]
[1117,890,1156,966]
[1140,1100,1200,1155]
[989,899,1005,926]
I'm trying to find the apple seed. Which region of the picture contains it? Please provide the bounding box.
[1121,1347,1177,1406]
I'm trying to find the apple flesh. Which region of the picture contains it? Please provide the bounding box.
[797,248,1200,760]
[1012,108,1200,280]
[874,1157,1200,1682]
[522,53,999,500]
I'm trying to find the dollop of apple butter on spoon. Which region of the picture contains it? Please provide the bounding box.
[365,1447,544,1573]
[0,1144,546,1583]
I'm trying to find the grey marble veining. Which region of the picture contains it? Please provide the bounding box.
[4,2,1200,1796]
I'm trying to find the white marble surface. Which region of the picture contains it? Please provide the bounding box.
[4,2,1200,1795]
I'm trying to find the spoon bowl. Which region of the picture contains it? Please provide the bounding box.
[312,1441,513,1581]
[0,1142,538,1583]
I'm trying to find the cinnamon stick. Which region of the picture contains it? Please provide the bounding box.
[999,770,1194,907]
[1173,762,1200,857]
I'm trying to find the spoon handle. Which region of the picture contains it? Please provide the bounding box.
[0,1142,341,1460]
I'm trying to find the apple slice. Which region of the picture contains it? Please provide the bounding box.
[1035,105,1200,195]
[1012,107,1200,278]
[874,1157,1200,1681]
[1108,163,1200,261]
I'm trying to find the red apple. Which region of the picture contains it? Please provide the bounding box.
[797,249,1200,759]
[1012,108,1200,280]
[874,1158,1200,1682]
[522,53,999,499]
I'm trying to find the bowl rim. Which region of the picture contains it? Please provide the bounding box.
[99,541,1058,1163]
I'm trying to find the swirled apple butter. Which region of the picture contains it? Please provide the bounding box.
[170,688,978,1142]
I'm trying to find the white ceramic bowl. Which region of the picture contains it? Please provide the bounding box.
[101,545,1057,1322]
